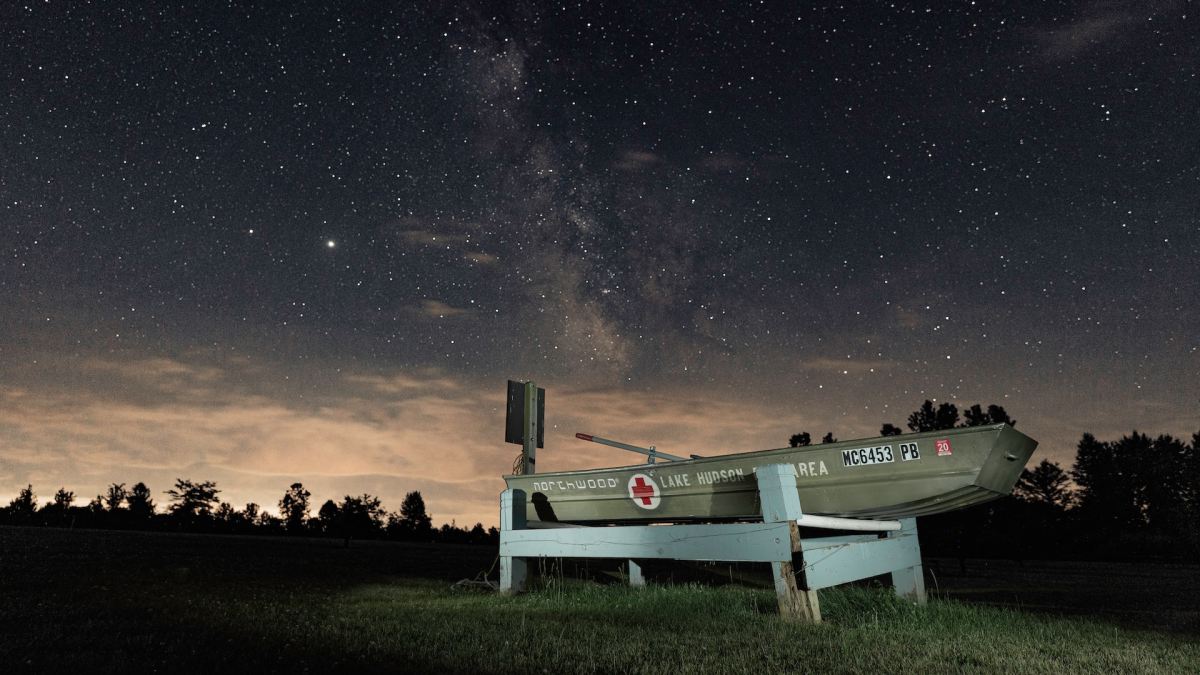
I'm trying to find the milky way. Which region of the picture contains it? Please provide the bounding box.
[2,3,1197,525]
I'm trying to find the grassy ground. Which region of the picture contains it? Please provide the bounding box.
[921,557,1200,633]
[1,527,1196,673]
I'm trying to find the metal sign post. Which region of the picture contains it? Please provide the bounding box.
[522,380,538,475]
[505,380,544,475]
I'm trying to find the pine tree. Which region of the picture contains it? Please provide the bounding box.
[1015,459,1073,509]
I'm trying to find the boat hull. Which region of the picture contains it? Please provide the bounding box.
[503,424,1036,524]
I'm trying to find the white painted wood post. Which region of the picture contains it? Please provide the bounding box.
[628,560,645,587]
[755,464,821,623]
[889,517,927,604]
[499,488,528,594]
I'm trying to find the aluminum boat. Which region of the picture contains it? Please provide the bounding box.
[503,424,1036,524]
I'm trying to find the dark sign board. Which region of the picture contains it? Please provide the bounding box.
[505,380,545,447]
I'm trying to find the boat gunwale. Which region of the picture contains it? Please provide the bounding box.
[503,423,1014,481]
[513,467,984,504]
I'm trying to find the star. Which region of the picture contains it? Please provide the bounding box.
[326,240,336,249]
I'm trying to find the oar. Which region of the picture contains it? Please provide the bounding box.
[574,433,699,463]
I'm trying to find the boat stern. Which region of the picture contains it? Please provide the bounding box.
[974,424,1038,496]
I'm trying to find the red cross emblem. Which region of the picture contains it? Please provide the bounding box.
[627,473,660,510]
[631,477,655,504]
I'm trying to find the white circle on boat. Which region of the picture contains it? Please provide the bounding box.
[627,473,661,510]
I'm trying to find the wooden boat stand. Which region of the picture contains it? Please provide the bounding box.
[499,463,927,622]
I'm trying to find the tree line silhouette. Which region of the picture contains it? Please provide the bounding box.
[0,479,498,546]
[791,400,1200,561]
[3,400,1195,561]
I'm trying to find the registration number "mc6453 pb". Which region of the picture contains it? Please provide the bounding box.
[842,442,920,467]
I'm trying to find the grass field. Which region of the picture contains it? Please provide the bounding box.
[1,526,1197,673]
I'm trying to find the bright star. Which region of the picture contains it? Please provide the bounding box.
[326,240,336,248]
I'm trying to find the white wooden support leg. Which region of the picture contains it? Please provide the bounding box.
[889,517,926,604]
[499,489,528,594]
[628,560,645,587]
[756,464,820,623]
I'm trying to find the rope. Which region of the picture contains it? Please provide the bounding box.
[450,555,500,592]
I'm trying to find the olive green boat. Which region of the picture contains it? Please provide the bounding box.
[503,424,1036,525]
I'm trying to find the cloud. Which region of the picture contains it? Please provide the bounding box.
[344,370,464,394]
[400,230,471,246]
[5,349,1193,527]
[893,306,924,329]
[698,153,748,172]
[0,363,511,525]
[0,353,838,526]
[419,300,469,318]
[463,252,499,265]
[613,149,662,171]
[548,386,795,464]
[802,357,893,375]
[395,223,499,269]
[81,356,225,384]
[1028,3,1141,61]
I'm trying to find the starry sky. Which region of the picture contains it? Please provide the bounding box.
[2,2,1197,526]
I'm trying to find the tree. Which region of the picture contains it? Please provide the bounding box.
[962,404,1016,427]
[1015,459,1073,510]
[962,404,988,427]
[243,502,261,524]
[907,400,959,432]
[256,511,281,532]
[105,483,127,511]
[1070,430,1199,554]
[52,488,75,510]
[1188,431,1200,545]
[164,479,220,522]
[126,482,155,520]
[395,491,433,540]
[278,483,311,534]
[1072,432,1143,529]
[821,432,837,444]
[439,521,467,544]
[317,499,339,534]
[337,494,384,544]
[1142,434,1191,533]
[788,432,811,448]
[214,502,237,529]
[880,423,903,437]
[40,487,76,525]
[8,485,37,523]
[1191,431,1200,510]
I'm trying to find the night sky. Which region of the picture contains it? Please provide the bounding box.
[3,2,1197,526]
